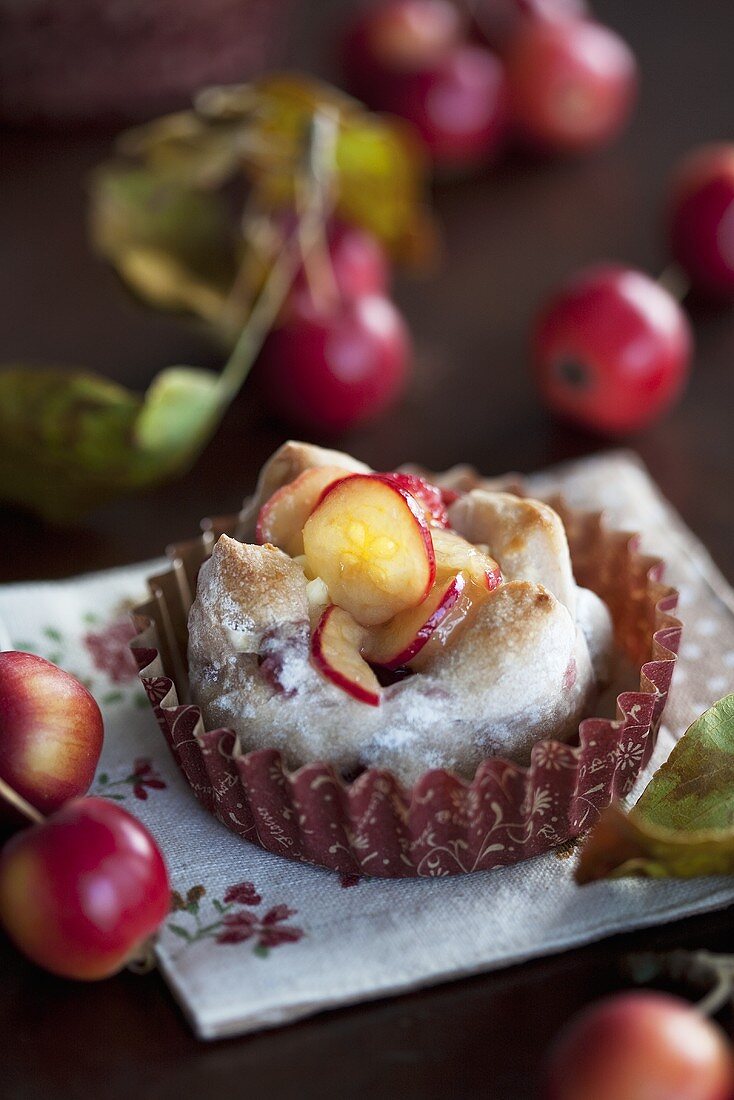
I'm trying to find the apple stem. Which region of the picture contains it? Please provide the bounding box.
[658,262,691,303]
[0,776,44,825]
[126,936,158,975]
[215,107,340,406]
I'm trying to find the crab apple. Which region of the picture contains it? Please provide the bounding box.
[668,143,734,301]
[0,797,170,980]
[288,219,390,310]
[505,19,637,153]
[542,991,734,1100]
[343,0,463,99]
[378,44,509,169]
[0,651,103,817]
[472,0,589,56]
[257,293,411,434]
[533,264,692,436]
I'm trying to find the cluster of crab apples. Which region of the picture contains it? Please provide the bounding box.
[0,651,170,980]
[256,467,501,705]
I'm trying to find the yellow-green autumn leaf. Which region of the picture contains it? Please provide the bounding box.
[576,695,734,883]
[245,73,432,263]
[89,165,236,323]
[89,73,434,335]
[0,365,226,523]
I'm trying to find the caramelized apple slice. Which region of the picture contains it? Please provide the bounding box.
[256,465,350,557]
[432,527,502,591]
[303,474,436,626]
[364,572,467,669]
[311,605,381,706]
[379,472,450,527]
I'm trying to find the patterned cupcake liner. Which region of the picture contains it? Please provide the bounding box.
[130,487,681,878]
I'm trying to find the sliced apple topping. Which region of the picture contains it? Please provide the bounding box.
[302,474,436,626]
[363,571,467,670]
[256,465,350,557]
[431,527,502,591]
[379,472,451,528]
[311,605,382,707]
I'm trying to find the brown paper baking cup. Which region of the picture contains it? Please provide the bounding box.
[130,489,681,878]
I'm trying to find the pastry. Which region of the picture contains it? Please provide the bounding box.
[187,441,614,786]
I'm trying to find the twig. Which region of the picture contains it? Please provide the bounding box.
[0,776,44,825]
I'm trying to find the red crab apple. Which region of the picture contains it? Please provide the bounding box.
[668,143,734,301]
[0,797,170,980]
[0,651,104,816]
[472,0,589,56]
[257,293,411,434]
[311,605,381,706]
[532,264,692,435]
[303,473,436,626]
[375,43,509,169]
[343,0,463,99]
[542,991,734,1100]
[505,19,637,153]
[287,219,390,311]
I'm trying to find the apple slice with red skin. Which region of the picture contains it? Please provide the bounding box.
[303,474,436,626]
[255,465,350,557]
[432,527,502,590]
[379,471,451,527]
[363,571,467,669]
[311,605,382,706]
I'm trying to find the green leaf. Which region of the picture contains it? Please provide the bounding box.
[134,367,222,455]
[101,691,124,705]
[213,899,225,915]
[253,944,270,959]
[576,696,734,883]
[89,165,236,322]
[0,364,226,522]
[98,774,109,785]
[43,627,63,642]
[634,694,734,832]
[167,924,192,942]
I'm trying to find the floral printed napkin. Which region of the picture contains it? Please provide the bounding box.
[2,450,734,1041]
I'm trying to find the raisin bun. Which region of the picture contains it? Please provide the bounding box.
[188,442,613,786]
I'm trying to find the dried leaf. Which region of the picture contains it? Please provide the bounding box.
[89,165,236,321]
[0,365,225,522]
[89,73,434,332]
[576,696,734,883]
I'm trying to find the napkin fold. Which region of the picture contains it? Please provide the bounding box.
[2,451,733,1041]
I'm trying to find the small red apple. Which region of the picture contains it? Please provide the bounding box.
[472,0,588,56]
[0,652,104,816]
[532,264,692,435]
[343,0,463,100]
[668,143,734,301]
[0,797,170,980]
[505,19,637,154]
[257,293,412,434]
[376,43,509,169]
[542,991,734,1100]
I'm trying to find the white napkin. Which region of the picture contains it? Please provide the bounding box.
[1,451,733,1041]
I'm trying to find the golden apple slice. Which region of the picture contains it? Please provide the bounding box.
[303,474,436,626]
[255,465,350,557]
[432,527,502,591]
[311,605,381,706]
[363,572,467,669]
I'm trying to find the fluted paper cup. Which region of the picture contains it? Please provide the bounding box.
[130,482,680,878]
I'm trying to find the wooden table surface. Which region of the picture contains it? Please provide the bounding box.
[2,2,733,1096]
